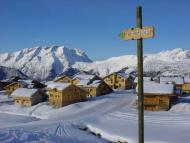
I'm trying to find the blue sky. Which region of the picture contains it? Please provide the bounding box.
[0,0,189,60]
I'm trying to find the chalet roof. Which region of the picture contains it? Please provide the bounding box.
[136,81,174,95]
[5,80,30,88]
[160,76,184,84]
[73,72,98,80]
[184,77,190,83]
[103,72,130,79]
[76,79,90,86]
[54,75,73,81]
[47,82,71,90]
[134,77,152,83]
[11,88,38,98]
[18,80,33,85]
[86,80,102,87]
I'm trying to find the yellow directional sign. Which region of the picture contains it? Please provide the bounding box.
[119,26,154,40]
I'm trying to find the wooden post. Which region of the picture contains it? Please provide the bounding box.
[119,6,154,143]
[136,6,144,143]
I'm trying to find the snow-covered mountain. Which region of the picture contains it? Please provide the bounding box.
[0,46,189,80]
[0,46,92,80]
[0,66,28,80]
[73,48,190,77]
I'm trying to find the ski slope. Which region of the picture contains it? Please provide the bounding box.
[0,90,190,143]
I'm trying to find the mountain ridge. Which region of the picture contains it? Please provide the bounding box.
[0,47,190,80]
[0,46,92,80]
[73,48,190,77]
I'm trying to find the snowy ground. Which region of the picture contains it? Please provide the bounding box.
[0,91,13,104]
[0,90,190,143]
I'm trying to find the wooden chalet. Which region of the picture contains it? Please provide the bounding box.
[76,79,113,97]
[136,81,176,111]
[4,80,29,95]
[54,75,73,83]
[159,76,184,90]
[103,72,133,90]
[11,88,43,106]
[182,77,190,93]
[47,82,87,108]
[4,80,45,95]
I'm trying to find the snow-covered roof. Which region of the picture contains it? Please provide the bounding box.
[184,77,190,83]
[160,77,184,84]
[117,72,130,79]
[47,82,71,90]
[73,73,97,80]
[86,80,102,87]
[134,77,152,83]
[54,75,72,81]
[16,80,33,86]
[136,81,174,95]
[76,79,90,86]
[11,88,38,98]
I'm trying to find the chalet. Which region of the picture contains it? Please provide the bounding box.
[11,88,43,106]
[47,82,87,108]
[136,81,176,111]
[159,76,184,90]
[4,81,29,95]
[4,79,46,95]
[182,77,190,93]
[77,79,113,97]
[72,72,101,85]
[54,75,73,83]
[103,72,133,90]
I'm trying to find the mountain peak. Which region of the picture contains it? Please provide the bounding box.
[0,46,92,80]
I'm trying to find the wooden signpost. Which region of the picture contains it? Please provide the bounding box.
[119,26,154,40]
[119,6,155,143]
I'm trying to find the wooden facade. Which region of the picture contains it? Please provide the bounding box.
[47,84,87,108]
[182,77,190,93]
[103,72,133,90]
[79,80,113,97]
[182,83,190,93]
[12,89,43,106]
[136,81,176,111]
[143,94,176,111]
[4,82,26,95]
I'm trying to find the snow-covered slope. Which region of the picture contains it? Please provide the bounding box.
[0,90,190,143]
[74,48,190,77]
[0,66,28,80]
[0,46,92,80]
